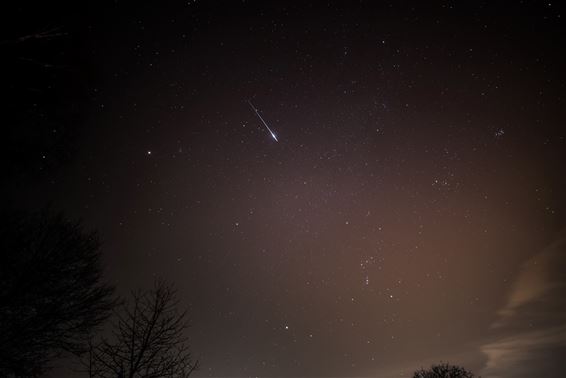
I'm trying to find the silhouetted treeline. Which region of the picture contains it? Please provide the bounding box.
[83,280,199,378]
[413,362,477,378]
[0,211,115,376]
[0,212,199,378]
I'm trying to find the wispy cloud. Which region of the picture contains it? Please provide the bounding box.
[480,231,566,378]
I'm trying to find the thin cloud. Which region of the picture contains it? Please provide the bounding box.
[480,231,566,377]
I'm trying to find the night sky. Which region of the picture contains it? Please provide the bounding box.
[3,1,565,377]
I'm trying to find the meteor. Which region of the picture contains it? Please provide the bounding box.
[247,100,278,142]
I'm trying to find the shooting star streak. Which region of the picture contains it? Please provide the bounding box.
[247,100,278,142]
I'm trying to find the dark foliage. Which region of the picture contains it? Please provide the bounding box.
[85,280,199,378]
[0,211,115,377]
[413,362,476,378]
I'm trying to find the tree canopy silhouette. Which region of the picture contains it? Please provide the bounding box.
[0,211,115,377]
[413,362,476,378]
[84,280,199,378]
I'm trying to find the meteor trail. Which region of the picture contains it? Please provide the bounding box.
[247,100,278,142]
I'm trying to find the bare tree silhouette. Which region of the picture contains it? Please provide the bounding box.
[84,281,199,378]
[0,211,115,377]
[413,362,476,378]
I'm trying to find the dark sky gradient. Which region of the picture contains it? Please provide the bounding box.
[4,1,565,377]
